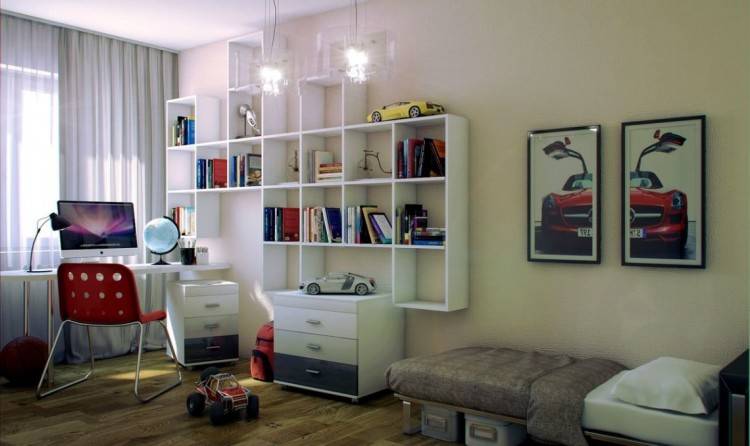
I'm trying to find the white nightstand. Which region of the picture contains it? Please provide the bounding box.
[272,290,404,402]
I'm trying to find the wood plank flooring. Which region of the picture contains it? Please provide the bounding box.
[0,351,443,446]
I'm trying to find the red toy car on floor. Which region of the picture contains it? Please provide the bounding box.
[186,367,259,425]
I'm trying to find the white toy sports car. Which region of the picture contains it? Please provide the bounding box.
[300,273,376,296]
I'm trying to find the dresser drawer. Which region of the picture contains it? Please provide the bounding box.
[182,294,238,318]
[275,306,357,339]
[185,315,237,338]
[184,335,238,363]
[275,353,357,396]
[275,330,357,365]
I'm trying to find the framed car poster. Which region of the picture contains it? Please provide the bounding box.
[527,125,601,263]
[621,115,706,268]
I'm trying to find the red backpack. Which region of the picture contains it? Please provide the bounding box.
[250,321,274,382]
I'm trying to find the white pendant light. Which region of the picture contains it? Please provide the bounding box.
[345,0,369,83]
[261,0,287,96]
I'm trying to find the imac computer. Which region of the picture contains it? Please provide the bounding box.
[57,200,138,258]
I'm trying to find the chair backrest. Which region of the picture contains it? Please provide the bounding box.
[57,263,143,325]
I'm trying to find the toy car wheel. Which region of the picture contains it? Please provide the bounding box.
[354,283,369,296]
[408,106,421,118]
[210,401,228,425]
[306,283,320,295]
[186,392,206,416]
[200,366,221,382]
[245,394,260,421]
[371,111,381,122]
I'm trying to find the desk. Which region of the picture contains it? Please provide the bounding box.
[0,262,230,383]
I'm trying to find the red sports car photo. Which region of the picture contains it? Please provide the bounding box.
[628,130,689,258]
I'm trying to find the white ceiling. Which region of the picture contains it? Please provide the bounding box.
[0,0,350,51]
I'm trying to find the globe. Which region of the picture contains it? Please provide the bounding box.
[144,217,180,265]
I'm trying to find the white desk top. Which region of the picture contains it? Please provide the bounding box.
[0,262,231,282]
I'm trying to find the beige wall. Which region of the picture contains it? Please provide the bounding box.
[179,0,749,368]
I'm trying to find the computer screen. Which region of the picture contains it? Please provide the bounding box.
[57,200,138,258]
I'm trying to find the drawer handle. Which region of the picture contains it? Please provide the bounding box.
[306,343,321,351]
[204,303,220,308]
[205,345,221,351]
[469,424,497,441]
[305,369,321,375]
[425,414,448,431]
[305,319,321,325]
[204,323,219,329]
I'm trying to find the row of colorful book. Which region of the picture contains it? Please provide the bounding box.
[196,158,227,189]
[344,206,393,244]
[264,207,299,242]
[303,207,342,243]
[170,116,195,146]
[170,206,196,236]
[229,153,262,187]
[397,138,445,178]
[309,150,342,183]
[394,204,445,245]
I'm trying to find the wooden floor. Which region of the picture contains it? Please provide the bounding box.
[0,351,444,446]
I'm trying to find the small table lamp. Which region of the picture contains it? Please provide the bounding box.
[27,212,71,273]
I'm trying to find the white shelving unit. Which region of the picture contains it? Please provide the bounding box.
[165,31,469,312]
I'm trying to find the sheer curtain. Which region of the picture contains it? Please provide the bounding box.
[0,13,178,362]
[58,28,177,361]
[0,15,61,351]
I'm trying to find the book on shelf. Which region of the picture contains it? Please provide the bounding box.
[368,212,393,244]
[342,205,392,244]
[264,207,299,242]
[396,137,446,178]
[310,150,341,183]
[394,203,444,246]
[170,206,196,236]
[196,158,227,189]
[231,153,262,187]
[172,115,195,146]
[302,207,342,243]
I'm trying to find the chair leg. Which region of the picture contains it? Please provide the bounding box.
[133,320,182,403]
[36,321,95,399]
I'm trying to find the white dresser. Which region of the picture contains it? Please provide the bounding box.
[166,280,239,367]
[272,291,404,402]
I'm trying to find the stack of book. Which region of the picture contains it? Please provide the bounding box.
[302,207,342,243]
[396,138,445,178]
[196,158,227,189]
[230,153,262,187]
[170,116,195,146]
[170,206,196,236]
[394,203,444,246]
[309,150,342,183]
[344,206,393,244]
[263,207,299,242]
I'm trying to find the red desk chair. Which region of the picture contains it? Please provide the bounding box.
[36,263,182,402]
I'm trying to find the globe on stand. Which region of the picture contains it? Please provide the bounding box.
[143,217,180,265]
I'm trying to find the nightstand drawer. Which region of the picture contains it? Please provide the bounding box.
[183,294,238,318]
[184,335,238,363]
[275,353,357,396]
[185,315,237,338]
[275,330,357,365]
[275,306,357,339]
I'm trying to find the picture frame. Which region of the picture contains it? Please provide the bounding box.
[527,125,601,264]
[621,115,706,268]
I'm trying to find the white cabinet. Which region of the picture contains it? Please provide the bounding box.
[272,290,404,402]
[166,280,239,367]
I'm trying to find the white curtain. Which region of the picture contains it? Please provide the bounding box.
[58,28,177,361]
[0,15,62,353]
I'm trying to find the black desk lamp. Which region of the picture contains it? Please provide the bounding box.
[27,212,71,273]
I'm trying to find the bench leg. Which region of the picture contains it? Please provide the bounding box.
[402,400,422,435]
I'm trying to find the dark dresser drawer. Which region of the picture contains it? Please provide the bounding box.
[275,353,358,396]
[184,335,238,363]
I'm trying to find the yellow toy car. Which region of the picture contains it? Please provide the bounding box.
[367,101,445,123]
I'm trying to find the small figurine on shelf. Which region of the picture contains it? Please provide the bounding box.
[237,104,260,138]
[300,272,376,296]
[358,149,392,177]
[186,367,260,425]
